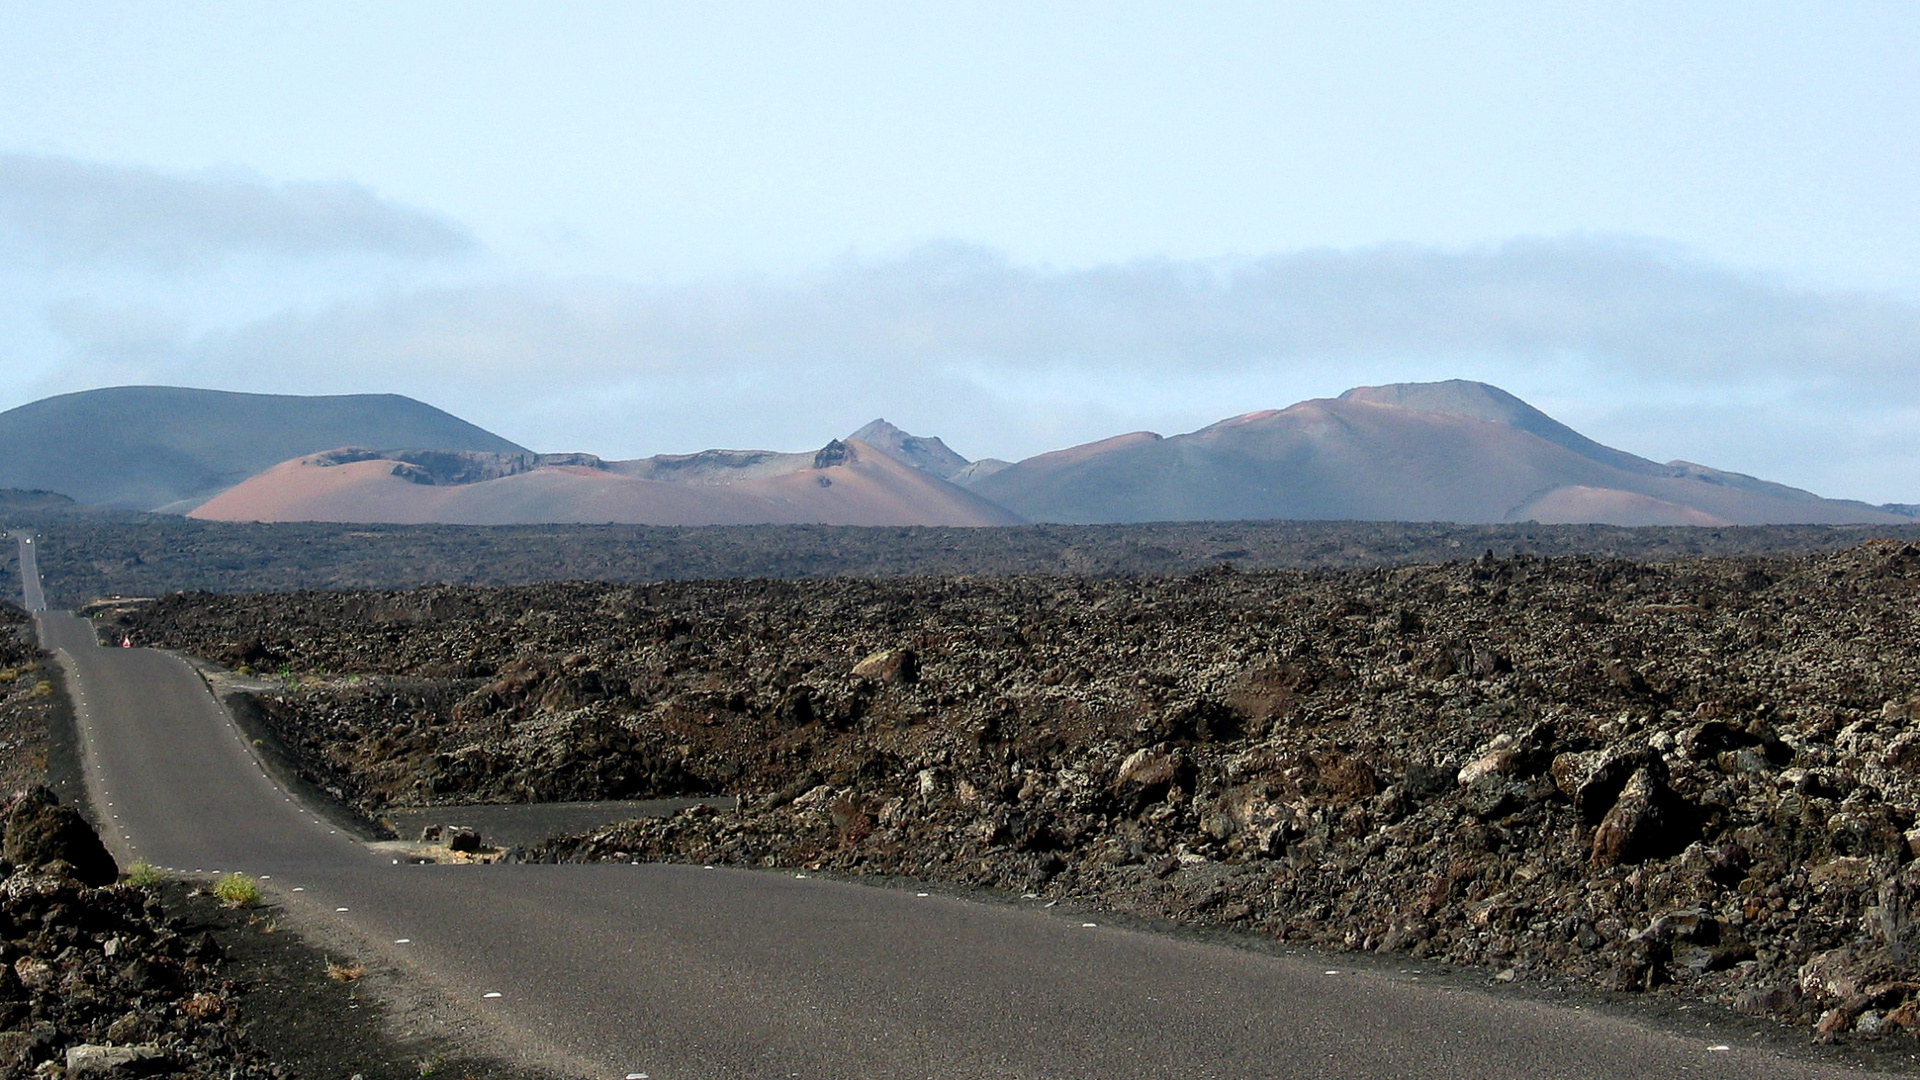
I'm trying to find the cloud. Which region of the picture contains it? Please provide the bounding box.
[177,235,1920,387]
[0,153,475,269]
[28,235,1920,497]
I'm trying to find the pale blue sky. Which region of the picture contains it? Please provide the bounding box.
[2,2,1918,499]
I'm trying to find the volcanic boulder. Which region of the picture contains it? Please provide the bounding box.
[2,786,117,886]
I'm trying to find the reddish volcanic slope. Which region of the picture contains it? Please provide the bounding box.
[970,385,1901,526]
[190,440,1021,527]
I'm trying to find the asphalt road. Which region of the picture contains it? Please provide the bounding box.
[9,530,46,612]
[19,532,1901,1079]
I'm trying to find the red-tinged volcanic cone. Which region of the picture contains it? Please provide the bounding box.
[970,381,1904,527]
[191,440,1022,527]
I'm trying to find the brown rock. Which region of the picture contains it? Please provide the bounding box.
[1816,1005,1856,1038]
[1549,750,1597,801]
[12,957,53,990]
[1733,986,1800,1016]
[1808,856,1875,890]
[852,648,919,685]
[1800,947,1869,1001]
[1884,999,1920,1030]
[1113,746,1193,813]
[1457,738,1518,786]
[1590,766,1688,866]
[1558,745,1663,826]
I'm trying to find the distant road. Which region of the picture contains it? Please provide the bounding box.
[22,546,1898,1079]
[10,531,46,612]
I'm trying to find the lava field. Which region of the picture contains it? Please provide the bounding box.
[104,541,1920,1042]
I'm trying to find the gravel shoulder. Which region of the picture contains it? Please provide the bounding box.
[172,882,567,1080]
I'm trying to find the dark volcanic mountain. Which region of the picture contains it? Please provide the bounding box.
[970,380,1902,526]
[0,386,527,511]
[846,419,971,479]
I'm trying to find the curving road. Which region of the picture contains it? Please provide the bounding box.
[13,532,1897,1079]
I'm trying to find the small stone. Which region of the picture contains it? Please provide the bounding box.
[65,1043,164,1080]
[105,1012,155,1043]
[12,957,53,990]
[1457,737,1517,786]
[851,648,919,685]
[1815,1006,1856,1039]
[1733,986,1800,1016]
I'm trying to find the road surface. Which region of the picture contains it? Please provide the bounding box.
[17,532,1897,1079]
[8,529,46,612]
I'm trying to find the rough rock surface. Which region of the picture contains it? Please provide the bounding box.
[0,606,50,797]
[0,791,275,1080]
[1,787,115,887]
[109,541,1920,1042]
[15,510,1920,611]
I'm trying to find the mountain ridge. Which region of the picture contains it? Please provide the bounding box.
[6,381,1904,528]
[0,386,526,511]
[968,388,1904,527]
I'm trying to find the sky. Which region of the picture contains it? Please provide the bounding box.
[1,2,1918,500]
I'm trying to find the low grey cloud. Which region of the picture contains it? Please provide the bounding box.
[180,235,1920,387]
[32,236,1920,498]
[0,153,475,269]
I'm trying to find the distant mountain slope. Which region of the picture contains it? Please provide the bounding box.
[1340,380,1657,474]
[844,418,1013,487]
[847,419,972,479]
[971,381,1904,526]
[0,386,527,511]
[189,439,1022,527]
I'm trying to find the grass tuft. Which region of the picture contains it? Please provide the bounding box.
[325,958,367,982]
[211,872,262,908]
[124,861,165,888]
